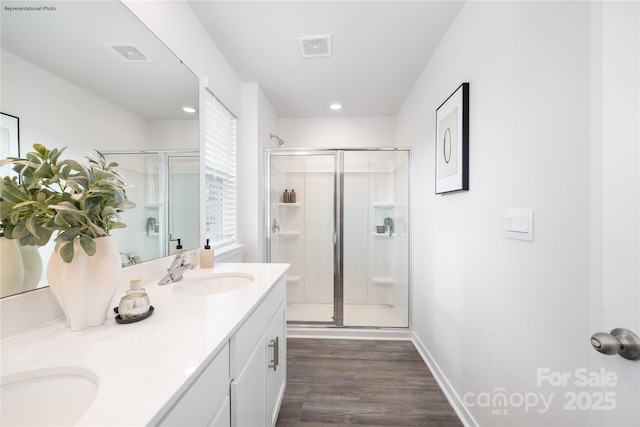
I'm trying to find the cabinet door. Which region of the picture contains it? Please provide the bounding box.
[160,343,230,426]
[230,342,267,427]
[209,396,230,427]
[265,302,286,426]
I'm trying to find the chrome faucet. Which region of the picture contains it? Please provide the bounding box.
[272,218,280,233]
[158,253,196,285]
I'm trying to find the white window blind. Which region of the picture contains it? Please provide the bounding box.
[203,89,237,247]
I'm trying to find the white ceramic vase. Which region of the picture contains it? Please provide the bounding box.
[47,236,122,331]
[18,244,43,292]
[0,237,25,297]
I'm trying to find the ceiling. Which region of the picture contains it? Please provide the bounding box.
[188,1,464,118]
[1,1,198,120]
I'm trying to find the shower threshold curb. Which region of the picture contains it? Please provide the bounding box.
[287,325,413,341]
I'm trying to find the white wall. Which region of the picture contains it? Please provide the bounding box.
[149,120,199,151]
[1,49,198,160]
[277,116,396,148]
[1,49,149,159]
[398,2,592,426]
[241,83,279,262]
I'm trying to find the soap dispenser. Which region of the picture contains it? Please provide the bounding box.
[283,189,290,203]
[290,189,297,203]
[200,239,214,269]
[172,239,183,254]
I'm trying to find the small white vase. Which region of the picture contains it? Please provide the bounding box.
[0,237,25,297]
[47,236,122,331]
[18,244,43,292]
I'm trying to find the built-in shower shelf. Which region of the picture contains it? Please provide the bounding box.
[372,233,393,238]
[372,202,395,209]
[276,231,301,238]
[274,203,300,207]
[372,277,394,286]
[286,275,300,284]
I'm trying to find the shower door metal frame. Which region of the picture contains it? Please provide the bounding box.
[264,147,412,329]
[264,149,341,326]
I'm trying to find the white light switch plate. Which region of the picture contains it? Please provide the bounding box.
[504,208,534,241]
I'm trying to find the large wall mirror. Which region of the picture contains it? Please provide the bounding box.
[0,1,200,298]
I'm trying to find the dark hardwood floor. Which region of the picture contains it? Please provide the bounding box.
[276,338,463,427]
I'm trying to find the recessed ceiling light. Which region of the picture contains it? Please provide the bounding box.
[329,103,342,111]
[182,106,197,113]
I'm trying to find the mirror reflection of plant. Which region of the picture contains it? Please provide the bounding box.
[146,217,156,236]
[0,144,135,263]
[384,217,394,236]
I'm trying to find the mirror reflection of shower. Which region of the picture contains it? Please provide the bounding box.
[104,150,199,265]
[270,133,285,146]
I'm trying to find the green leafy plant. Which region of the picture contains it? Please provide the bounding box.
[384,217,394,236]
[0,144,135,263]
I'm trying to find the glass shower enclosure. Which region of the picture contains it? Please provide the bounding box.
[265,149,410,328]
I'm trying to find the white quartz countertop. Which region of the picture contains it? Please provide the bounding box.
[0,262,289,426]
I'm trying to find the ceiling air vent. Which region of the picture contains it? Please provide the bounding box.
[297,35,332,59]
[104,43,155,63]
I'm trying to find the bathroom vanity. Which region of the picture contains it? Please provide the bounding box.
[0,262,288,426]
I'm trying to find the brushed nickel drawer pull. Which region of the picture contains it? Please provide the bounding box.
[269,337,279,371]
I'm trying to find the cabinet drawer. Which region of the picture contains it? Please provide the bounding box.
[160,342,230,426]
[230,277,285,378]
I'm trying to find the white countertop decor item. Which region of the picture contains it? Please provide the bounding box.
[47,236,122,331]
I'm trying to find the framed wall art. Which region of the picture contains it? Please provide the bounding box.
[1,112,20,178]
[435,82,469,194]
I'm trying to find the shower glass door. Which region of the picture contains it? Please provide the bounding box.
[342,150,410,327]
[267,152,337,324]
[266,148,410,328]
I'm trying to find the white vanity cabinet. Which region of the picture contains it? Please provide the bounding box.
[1,263,290,427]
[158,275,287,427]
[159,342,231,427]
[230,277,286,427]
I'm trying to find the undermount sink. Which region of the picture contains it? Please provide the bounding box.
[173,272,255,296]
[1,367,99,426]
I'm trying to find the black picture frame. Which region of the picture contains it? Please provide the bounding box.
[435,82,469,194]
[1,112,21,178]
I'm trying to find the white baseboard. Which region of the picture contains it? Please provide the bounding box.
[411,332,478,427]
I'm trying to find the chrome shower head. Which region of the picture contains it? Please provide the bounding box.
[270,133,285,146]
